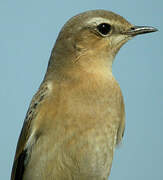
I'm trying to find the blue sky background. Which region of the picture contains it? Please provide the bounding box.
[0,0,162,179]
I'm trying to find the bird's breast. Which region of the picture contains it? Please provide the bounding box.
[25,75,123,179]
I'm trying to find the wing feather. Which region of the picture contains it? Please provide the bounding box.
[11,83,48,180]
[116,94,125,145]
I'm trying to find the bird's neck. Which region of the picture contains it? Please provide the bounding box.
[44,57,114,83]
[44,47,115,81]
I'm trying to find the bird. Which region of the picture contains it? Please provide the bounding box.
[11,10,157,180]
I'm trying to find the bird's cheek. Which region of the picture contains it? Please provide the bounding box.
[108,35,131,53]
[111,35,127,46]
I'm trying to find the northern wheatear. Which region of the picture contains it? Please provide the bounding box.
[11,10,157,180]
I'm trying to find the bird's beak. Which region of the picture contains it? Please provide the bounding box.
[124,26,158,36]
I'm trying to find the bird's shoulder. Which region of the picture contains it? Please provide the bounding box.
[107,75,126,145]
[11,81,51,180]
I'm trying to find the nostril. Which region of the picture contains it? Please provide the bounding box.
[130,27,135,30]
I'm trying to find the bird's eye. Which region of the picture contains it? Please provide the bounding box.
[97,23,111,36]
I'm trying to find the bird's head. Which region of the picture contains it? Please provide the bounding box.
[48,10,157,75]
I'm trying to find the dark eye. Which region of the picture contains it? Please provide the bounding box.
[97,23,111,36]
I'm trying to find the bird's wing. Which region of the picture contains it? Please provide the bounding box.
[11,83,48,180]
[116,96,125,145]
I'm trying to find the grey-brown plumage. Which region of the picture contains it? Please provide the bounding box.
[11,10,157,180]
